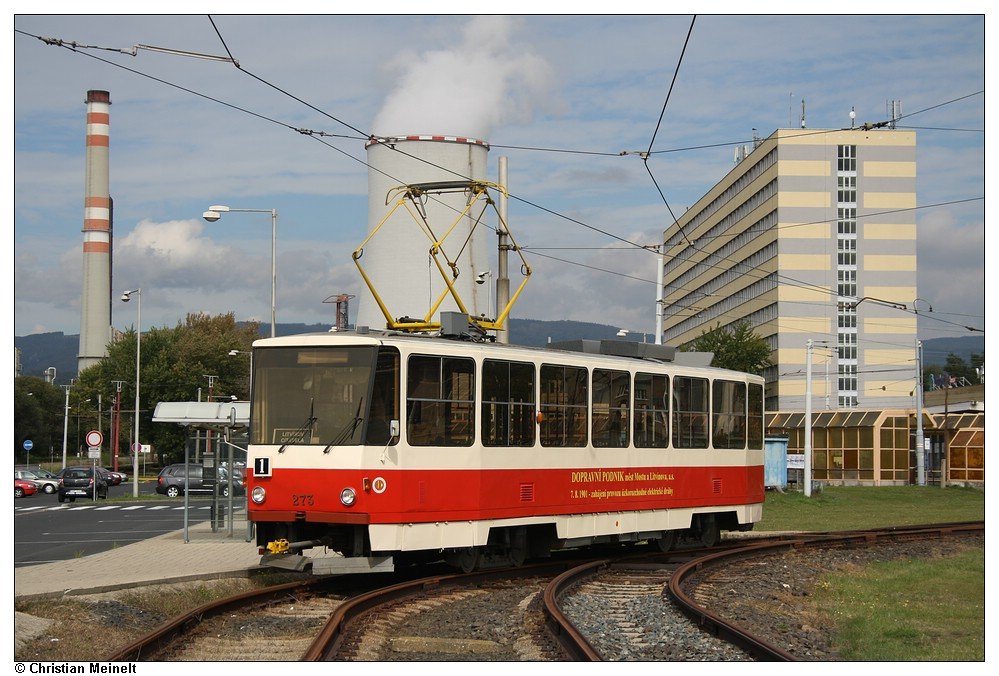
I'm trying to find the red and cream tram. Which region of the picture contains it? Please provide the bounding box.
[245,328,765,572]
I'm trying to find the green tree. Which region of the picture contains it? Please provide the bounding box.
[14,376,64,464]
[682,321,773,375]
[74,313,259,469]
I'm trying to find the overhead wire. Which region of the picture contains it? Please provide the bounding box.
[15,23,984,340]
[640,15,696,246]
[204,21,991,336]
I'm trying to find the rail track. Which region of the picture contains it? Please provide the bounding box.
[105,522,983,662]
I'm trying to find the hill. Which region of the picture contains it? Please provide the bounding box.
[920,335,984,366]
[14,318,640,381]
[14,332,79,381]
[15,322,983,381]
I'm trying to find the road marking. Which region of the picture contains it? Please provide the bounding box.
[16,504,246,513]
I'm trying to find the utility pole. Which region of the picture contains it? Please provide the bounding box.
[804,339,813,497]
[496,156,511,345]
[915,339,925,486]
[61,384,71,469]
[204,375,218,456]
[654,246,664,345]
[111,381,124,472]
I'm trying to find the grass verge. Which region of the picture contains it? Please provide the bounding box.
[757,485,984,532]
[813,548,985,661]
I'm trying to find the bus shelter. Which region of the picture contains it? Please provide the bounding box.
[152,401,250,542]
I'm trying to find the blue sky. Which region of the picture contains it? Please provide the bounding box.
[11,13,986,344]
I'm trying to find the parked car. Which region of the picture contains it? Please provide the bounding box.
[57,466,109,502]
[156,463,244,498]
[15,478,38,498]
[14,470,59,494]
[15,465,59,480]
[95,467,121,486]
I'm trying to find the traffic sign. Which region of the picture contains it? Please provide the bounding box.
[22,439,33,451]
[132,442,142,453]
[88,447,101,459]
[86,430,104,447]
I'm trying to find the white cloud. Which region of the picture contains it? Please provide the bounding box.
[11,15,985,339]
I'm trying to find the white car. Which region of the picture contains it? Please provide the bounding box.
[14,469,59,494]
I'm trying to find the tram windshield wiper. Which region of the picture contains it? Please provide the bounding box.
[323,397,364,454]
[278,398,317,454]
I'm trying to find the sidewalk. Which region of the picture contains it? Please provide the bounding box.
[14,519,266,600]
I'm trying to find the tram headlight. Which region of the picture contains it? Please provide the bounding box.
[251,486,266,504]
[339,487,356,507]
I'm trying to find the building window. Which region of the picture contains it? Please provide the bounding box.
[837,208,857,235]
[837,144,857,172]
[837,269,857,298]
[837,175,857,204]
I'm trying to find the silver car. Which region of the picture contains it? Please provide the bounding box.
[14,469,59,494]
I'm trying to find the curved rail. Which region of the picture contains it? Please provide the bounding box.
[105,577,322,661]
[667,521,985,662]
[302,562,575,661]
[541,560,608,661]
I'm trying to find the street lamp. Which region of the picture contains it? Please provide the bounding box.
[121,288,141,498]
[203,206,277,338]
[475,271,492,319]
[229,349,253,397]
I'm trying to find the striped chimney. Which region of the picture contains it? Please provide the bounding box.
[78,90,113,374]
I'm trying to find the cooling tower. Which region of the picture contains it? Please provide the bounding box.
[356,135,490,330]
[78,90,113,373]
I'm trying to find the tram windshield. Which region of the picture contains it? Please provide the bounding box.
[251,346,380,447]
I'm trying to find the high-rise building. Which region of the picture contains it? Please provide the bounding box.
[661,128,917,413]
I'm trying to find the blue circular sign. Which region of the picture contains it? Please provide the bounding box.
[22,439,33,451]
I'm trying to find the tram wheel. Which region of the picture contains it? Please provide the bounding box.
[698,516,720,548]
[508,527,528,567]
[454,547,481,573]
[655,530,678,552]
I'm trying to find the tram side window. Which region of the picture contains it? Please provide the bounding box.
[635,373,669,448]
[673,376,709,449]
[539,364,588,447]
[365,348,400,446]
[748,383,764,449]
[406,355,475,446]
[592,369,630,448]
[482,359,536,447]
[712,380,747,449]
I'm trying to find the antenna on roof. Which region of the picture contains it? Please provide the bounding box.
[850,106,856,128]
[887,99,901,129]
[800,98,806,128]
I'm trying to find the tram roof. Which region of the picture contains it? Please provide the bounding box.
[251,329,757,379]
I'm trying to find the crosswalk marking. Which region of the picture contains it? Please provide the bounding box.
[16,503,245,514]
